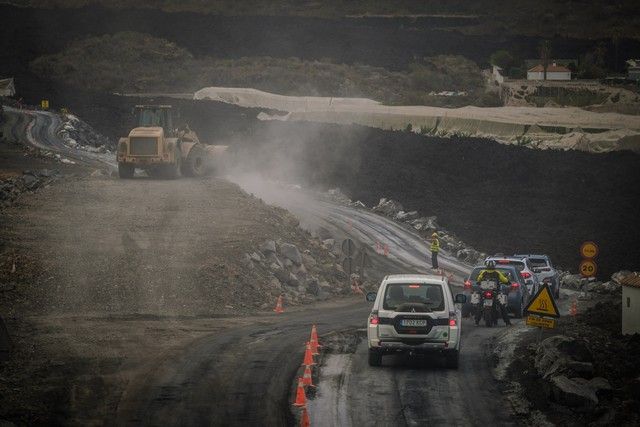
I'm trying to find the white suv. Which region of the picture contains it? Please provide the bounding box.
[366,274,466,369]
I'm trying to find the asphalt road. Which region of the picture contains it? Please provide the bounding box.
[2,106,116,168]
[113,177,519,427]
[310,320,517,427]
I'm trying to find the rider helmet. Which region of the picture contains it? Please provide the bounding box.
[485,259,496,269]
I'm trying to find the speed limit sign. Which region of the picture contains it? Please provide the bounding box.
[579,259,597,277]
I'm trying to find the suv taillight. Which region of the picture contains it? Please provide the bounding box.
[511,282,519,290]
[449,311,457,327]
[370,315,379,325]
[521,272,532,279]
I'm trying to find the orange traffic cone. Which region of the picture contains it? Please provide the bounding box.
[302,365,315,387]
[302,341,316,367]
[292,377,307,407]
[309,325,322,355]
[569,299,578,316]
[274,295,284,314]
[300,406,310,427]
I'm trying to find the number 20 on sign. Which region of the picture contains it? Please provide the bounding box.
[580,259,597,277]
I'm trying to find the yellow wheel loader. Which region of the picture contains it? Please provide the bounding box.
[117,105,226,179]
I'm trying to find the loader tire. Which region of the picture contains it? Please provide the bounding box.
[118,163,134,179]
[163,148,182,179]
[182,144,206,177]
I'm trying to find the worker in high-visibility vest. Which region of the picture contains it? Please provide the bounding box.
[430,232,440,270]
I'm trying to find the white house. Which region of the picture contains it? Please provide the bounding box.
[622,274,640,335]
[527,63,571,81]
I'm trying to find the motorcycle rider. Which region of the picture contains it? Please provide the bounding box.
[474,260,512,326]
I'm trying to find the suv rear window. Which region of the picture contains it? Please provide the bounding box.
[383,283,444,312]
[493,259,525,271]
[529,258,550,268]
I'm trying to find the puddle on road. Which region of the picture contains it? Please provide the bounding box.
[292,329,364,427]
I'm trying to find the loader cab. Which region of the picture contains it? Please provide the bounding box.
[134,105,175,137]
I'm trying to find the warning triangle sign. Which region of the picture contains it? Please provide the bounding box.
[524,284,560,318]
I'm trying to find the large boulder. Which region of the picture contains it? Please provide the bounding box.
[260,240,276,254]
[550,375,598,407]
[394,210,418,221]
[535,335,593,379]
[611,270,633,284]
[305,278,320,296]
[588,281,621,294]
[372,198,404,217]
[279,243,302,265]
[561,274,584,290]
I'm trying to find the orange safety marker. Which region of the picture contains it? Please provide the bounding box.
[300,406,311,427]
[310,325,322,350]
[274,295,284,314]
[302,341,316,367]
[569,298,578,316]
[302,365,316,387]
[292,377,307,407]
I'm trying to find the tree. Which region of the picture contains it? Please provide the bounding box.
[489,50,514,70]
[538,40,552,80]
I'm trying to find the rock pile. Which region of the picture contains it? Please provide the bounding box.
[371,197,486,265]
[242,238,353,306]
[0,169,62,208]
[58,114,114,152]
[560,270,628,295]
[319,190,487,266]
[534,335,612,408]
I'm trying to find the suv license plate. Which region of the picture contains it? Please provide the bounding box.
[483,299,493,307]
[401,319,427,327]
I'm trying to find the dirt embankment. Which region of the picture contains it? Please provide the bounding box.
[0,176,353,317]
[500,301,640,425]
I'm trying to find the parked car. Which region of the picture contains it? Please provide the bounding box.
[513,254,560,298]
[463,265,530,318]
[485,255,540,296]
[365,274,466,369]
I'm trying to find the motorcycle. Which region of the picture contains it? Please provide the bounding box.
[471,280,508,327]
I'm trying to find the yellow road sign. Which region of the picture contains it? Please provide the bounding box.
[41,99,49,110]
[526,315,556,329]
[579,259,597,278]
[524,284,560,318]
[580,241,598,258]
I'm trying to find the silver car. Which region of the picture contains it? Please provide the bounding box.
[514,254,560,298]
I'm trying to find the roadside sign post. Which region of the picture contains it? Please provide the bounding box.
[524,284,560,342]
[579,241,598,279]
[341,238,357,285]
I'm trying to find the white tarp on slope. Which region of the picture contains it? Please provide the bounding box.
[194,87,640,152]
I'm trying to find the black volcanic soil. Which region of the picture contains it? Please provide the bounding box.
[228,120,640,278]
